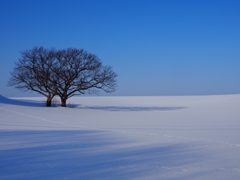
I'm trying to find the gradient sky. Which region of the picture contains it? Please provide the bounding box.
[0,0,240,97]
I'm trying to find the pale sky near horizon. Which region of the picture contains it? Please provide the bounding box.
[0,0,240,97]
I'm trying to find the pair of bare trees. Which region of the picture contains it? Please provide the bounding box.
[8,47,117,107]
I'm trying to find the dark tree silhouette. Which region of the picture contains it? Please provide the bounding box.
[54,48,117,107]
[8,47,117,107]
[8,47,58,106]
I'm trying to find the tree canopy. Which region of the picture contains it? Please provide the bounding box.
[9,47,117,107]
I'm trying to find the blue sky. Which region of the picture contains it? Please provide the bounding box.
[0,0,240,97]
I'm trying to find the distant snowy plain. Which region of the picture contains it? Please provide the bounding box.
[1,94,240,180]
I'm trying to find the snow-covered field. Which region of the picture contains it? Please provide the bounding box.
[1,94,240,180]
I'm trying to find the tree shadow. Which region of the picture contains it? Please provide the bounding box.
[78,106,186,111]
[0,95,186,111]
[0,95,44,107]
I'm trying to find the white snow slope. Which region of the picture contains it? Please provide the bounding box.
[1,94,240,180]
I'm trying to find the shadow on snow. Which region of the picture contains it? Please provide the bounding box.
[78,106,186,111]
[0,95,186,111]
[0,130,207,180]
[0,95,44,107]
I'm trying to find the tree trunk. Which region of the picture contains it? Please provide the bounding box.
[46,96,53,107]
[61,98,67,107]
[46,100,52,107]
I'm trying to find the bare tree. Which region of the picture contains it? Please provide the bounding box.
[54,48,117,107]
[8,47,58,106]
[8,47,117,107]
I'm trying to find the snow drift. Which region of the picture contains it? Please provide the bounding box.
[1,95,240,179]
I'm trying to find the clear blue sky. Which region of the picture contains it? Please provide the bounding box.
[0,0,240,97]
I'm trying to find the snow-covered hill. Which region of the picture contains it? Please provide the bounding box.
[1,95,240,179]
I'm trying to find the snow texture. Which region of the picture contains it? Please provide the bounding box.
[1,94,240,179]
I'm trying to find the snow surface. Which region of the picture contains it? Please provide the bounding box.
[1,94,240,180]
